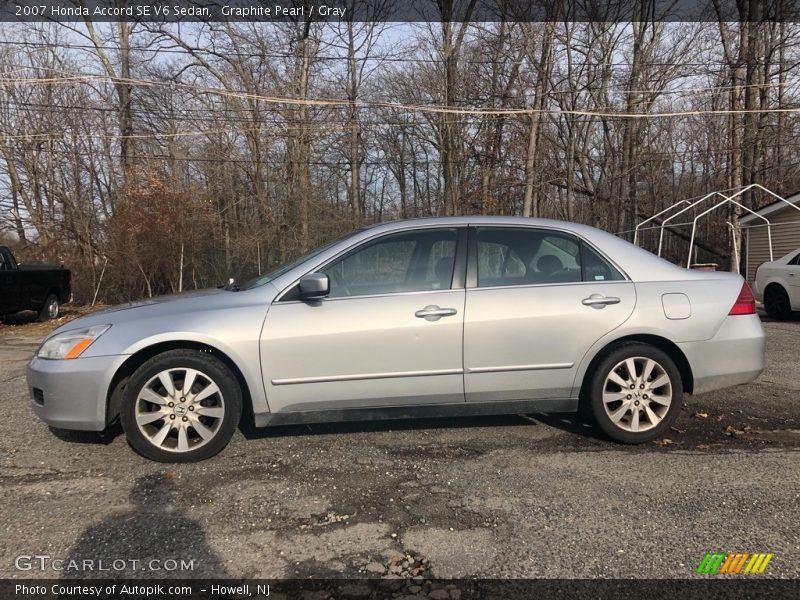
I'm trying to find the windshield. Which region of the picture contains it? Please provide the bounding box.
[241,230,363,290]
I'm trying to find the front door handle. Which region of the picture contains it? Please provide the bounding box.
[415,305,458,321]
[581,294,621,308]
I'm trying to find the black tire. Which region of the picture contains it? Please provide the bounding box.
[38,293,59,321]
[586,343,683,444]
[120,349,242,462]
[764,284,792,321]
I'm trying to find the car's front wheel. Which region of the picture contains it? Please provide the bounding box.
[587,344,683,444]
[120,350,242,462]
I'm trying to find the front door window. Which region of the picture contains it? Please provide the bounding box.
[322,229,459,298]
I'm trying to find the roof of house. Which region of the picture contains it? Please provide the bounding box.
[740,191,800,225]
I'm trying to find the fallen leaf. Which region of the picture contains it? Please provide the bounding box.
[655,438,674,446]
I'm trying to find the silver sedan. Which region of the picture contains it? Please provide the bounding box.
[27,217,765,462]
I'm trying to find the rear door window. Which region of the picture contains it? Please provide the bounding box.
[474,227,624,287]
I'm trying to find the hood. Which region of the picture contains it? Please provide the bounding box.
[40,283,281,360]
[95,288,224,315]
[50,288,237,336]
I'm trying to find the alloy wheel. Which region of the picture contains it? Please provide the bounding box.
[47,298,59,319]
[134,368,226,453]
[601,356,672,433]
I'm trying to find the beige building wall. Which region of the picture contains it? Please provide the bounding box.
[745,206,800,282]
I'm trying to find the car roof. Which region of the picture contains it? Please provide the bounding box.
[368,215,579,227]
[364,215,614,238]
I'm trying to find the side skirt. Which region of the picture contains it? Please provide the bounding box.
[253,398,578,428]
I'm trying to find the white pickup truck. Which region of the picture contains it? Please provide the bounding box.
[754,249,800,320]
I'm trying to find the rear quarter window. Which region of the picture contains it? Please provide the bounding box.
[582,242,625,282]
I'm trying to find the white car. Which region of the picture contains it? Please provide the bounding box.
[755,249,800,320]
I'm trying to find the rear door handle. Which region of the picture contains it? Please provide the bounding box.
[415,305,458,321]
[582,294,621,308]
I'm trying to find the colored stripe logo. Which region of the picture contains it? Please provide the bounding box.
[697,552,773,574]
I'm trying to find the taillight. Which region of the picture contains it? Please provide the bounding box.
[729,282,756,316]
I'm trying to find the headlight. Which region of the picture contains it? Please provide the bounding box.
[37,325,112,360]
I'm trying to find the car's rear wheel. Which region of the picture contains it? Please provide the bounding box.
[587,344,683,444]
[120,350,242,462]
[38,294,59,321]
[764,284,792,321]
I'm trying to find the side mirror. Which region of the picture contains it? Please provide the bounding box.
[298,273,330,300]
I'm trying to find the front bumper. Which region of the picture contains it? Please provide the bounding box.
[677,314,766,395]
[27,355,127,431]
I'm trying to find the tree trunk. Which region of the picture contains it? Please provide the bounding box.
[521,23,554,218]
[347,19,362,225]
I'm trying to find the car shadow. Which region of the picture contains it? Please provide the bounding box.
[524,412,607,440]
[239,411,603,441]
[49,421,124,446]
[0,310,39,325]
[759,314,800,323]
[757,307,800,322]
[240,413,533,439]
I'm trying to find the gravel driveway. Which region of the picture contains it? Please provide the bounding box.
[1,315,798,581]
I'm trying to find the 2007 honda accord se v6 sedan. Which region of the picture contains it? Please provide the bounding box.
[27,217,765,462]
